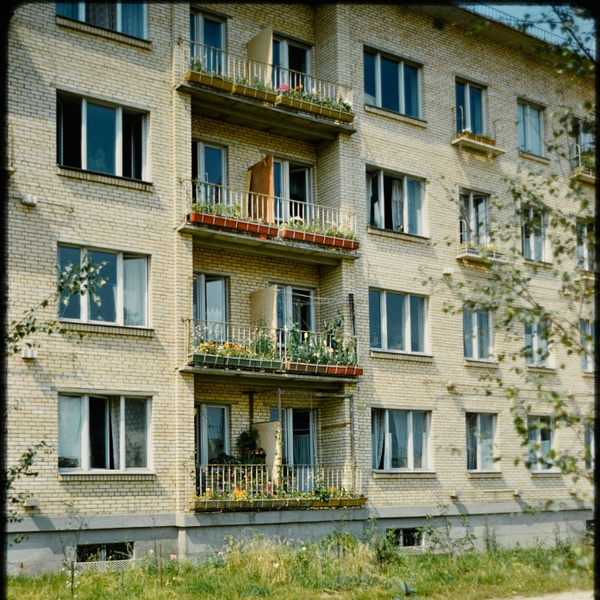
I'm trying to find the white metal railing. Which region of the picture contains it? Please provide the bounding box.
[573,143,596,174]
[452,106,500,144]
[187,319,359,367]
[182,180,357,239]
[457,219,505,260]
[182,41,352,113]
[192,463,362,497]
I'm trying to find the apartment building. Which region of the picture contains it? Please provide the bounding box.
[5,3,594,572]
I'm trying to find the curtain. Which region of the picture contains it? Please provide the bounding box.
[207,407,225,460]
[121,3,146,38]
[479,414,494,469]
[125,398,147,468]
[466,413,477,470]
[110,398,121,470]
[410,296,424,353]
[58,396,82,468]
[406,179,420,234]
[412,411,427,468]
[477,310,489,359]
[386,292,404,350]
[123,256,146,326]
[371,410,386,469]
[463,308,473,358]
[389,410,408,468]
[391,179,403,232]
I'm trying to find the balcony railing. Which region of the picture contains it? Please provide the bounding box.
[451,108,505,157]
[186,319,362,375]
[188,462,366,511]
[182,180,358,248]
[572,144,596,184]
[456,220,506,263]
[182,42,353,122]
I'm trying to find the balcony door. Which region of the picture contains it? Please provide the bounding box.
[190,12,224,70]
[193,274,227,341]
[192,142,226,205]
[273,160,312,223]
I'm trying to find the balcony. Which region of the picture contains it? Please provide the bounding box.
[189,462,366,512]
[177,41,356,143]
[451,110,505,157]
[182,319,363,387]
[572,145,596,185]
[178,181,359,266]
[456,221,506,264]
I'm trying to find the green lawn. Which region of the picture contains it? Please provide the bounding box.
[6,533,593,600]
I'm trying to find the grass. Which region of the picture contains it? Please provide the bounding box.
[6,532,593,600]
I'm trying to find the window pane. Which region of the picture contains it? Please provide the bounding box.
[87,103,116,175]
[86,2,115,29]
[466,413,477,469]
[89,396,108,469]
[524,324,533,364]
[123,256,146,326]
[125,398,148,468]
[57,246,82,320]
[386,292,404,350]
[406,179,421,235]
[389,410,408,468]
[292,289,312,332]
[203,146,223,186]
[207,406,226,461]
[203,18,222,49]
[463,309,473,358]
[58,396,82,468]
[372,409,385,469]
[363,51,376,105]
[380,57,399,113]
[469,86,483,134]
[412,411,427,468]
[121,2,146,38]
[403,64,418,118]
[455,82,466,131]
[517,104,527,151]
[410,296,424,352]
[369,290,382,348]
[288,44,308,74]
[57,3,79,18]
[88,251,117,323]
[122,110,144,180]
[477,310,490,359]
[529,107,542,155]
[479,414,494,469]
[58,95,82,169]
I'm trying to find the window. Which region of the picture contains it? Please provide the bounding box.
[463,306,493,360]
[576,220,595,272]
[277,285,315,332]
[192,142,226,204]
[521,205,547,261]
[369,289,426,353]
[524,318,550,367]
[58,245,148,327]
[77,542,133,563]
[466,413,495,470]
[459,191,489,247]
[527,416,553,471]
[56,2,147,39]
[372,409,430,470]
[193,274,227,341]
[518,102,544,156]
[58,395,150,471]
[190,11,224,70]
[584,423,595,470]
[274,160,312,223]
[272,37,310,91]
[572,119,595,170]
[367,170,424,234]
[270,408,316,466]
[386,528,423,548]
[580,320,596,372]
[364,50,420,118]
[57,94,147,180]
[456,81,485,134]
[195,404,229,464]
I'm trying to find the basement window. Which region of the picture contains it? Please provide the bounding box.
[77,542,133,562]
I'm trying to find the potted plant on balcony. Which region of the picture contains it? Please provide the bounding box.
[280,217,359,250]
[236,428,266,463]
[234,76,277,103]
[456,129,496,146]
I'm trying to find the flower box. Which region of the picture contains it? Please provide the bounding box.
[235,84,277,104]
[285,362,329,374]
[187,71,236,93]
[326,365,364,376]
[458,131,496,146]
[280,228,358,249]
[189,212,278,238]
[190,353,282,371]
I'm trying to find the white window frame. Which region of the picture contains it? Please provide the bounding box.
[518,101,544,156]
[276,284,316,332]
[57,245,149,327]
[524,318,551,367]
[196,404,230,465]
[576,219,595,272]
[367,170,424,235]
[521,205,548,262]
[459,190,489,247]
[455,80,486,134]
[466,413,496,471]
[527,416,554,471]
[580,319,596,372]
[463,306,493,360]
[369,289,428,354]
[57,94,148,180]
[372,408,431,471]
[57,2,148,39]
[364,49,421,118]
[58,394,152,472]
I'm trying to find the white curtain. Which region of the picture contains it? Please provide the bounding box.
[390,410,408,468]
[110,398,121,470]
[391,179,403,232]
[58,396,82,468]
[125,398,147,468]
[123,256,146,326]
[371,410,386,469]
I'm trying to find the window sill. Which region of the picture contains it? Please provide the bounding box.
[519,151,549,165]
[529,470,562,478]
[367,227,430,244]
[56,16,151,49]
[364,105,427,128]
[464,358,499,368]
[525,365,557,374]
[523,258,553,268]
[370,350,433,363]
[60,322,154,337]
[372,470,436,479]
[57,166,153,192]
[582,370,596,377]
[467,470,502,479]
[59,471,156,482]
